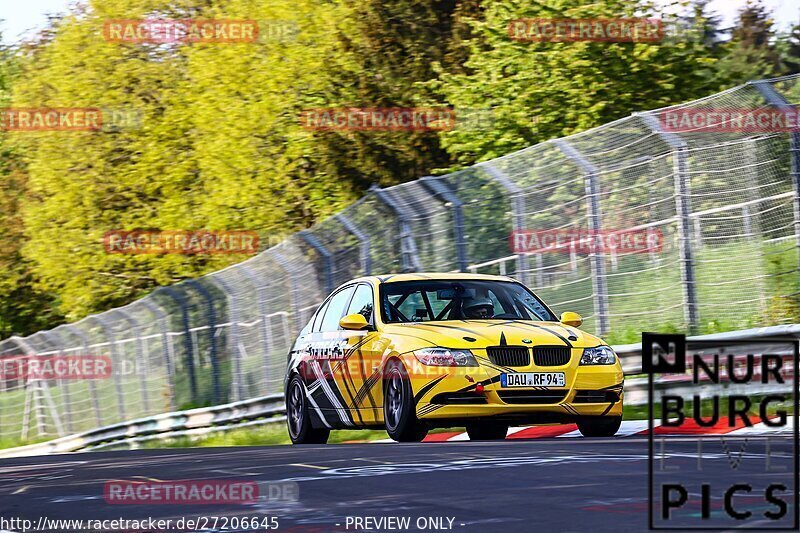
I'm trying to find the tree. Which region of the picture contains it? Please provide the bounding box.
[432,0,722,166]
[714,0,784,86]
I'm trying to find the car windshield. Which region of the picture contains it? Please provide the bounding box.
[379,279,557,323]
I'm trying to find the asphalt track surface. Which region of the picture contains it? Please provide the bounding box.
[0,436,795,532]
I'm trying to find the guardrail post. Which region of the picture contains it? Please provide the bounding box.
[298,231,334,294]
[112,308,150,413]
[186,280,222,405]
[477,162,531,285]
[751,80,800,269]
[209,275,244,402]
[156,287,198,406]
[369,185,422,272]
[639,113,699,334]
[554,139,611,336]
[336,213,372,275]
[87,316,126,420]
[40,330,73,434]
[420,176,469,272]
[239,263,274,393]
[139,298,176,410]
[65,325,103,426]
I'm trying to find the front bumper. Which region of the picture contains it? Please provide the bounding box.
[409,356,624,421]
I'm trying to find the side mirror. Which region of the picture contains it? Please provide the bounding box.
[560,311,583,327]
[340,313,370,331]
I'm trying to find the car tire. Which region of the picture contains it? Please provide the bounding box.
[384,360,428,443]
[577,416,622,437]
[286,375,330,444]
[466,422,509,440]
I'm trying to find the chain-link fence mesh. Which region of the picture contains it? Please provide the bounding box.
[1,75,799,444]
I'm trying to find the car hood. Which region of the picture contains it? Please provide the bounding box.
[381,319,606,351]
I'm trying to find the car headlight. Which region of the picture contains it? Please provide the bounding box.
[580,346,616,365]
[413,348,478,367]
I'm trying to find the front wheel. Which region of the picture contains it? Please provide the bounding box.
[287,375,330,444]
[577,416,622,437]
[466,422,509,441]
[384,360,428,442]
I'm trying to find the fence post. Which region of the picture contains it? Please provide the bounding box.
[554,139,611,336]
[751,80,800,269]
[186,280,222,405]
[298,230,335,294]
[12,336,57,439]
[420,176,469,272]
[336,213,372,275]
[40,329,73,434]
[272,250,304,324]
[239,263,274,394]
[369,185,422,272]
[139,298,176,410]
[87,316,127,420]
[209,274,244,402]
[639,113,699,333]
[66,324,103,426]
[477,162,531,285]
[156,286,198,406]
[112,308,150,413]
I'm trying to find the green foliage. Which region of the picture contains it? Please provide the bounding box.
[0,0,799,334]
[431,0,722,165]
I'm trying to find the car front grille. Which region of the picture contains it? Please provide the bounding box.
[498,390,569,404]
[487,346,530,367]
[532,345,571,366]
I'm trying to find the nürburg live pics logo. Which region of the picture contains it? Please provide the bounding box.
[644,332,799,529]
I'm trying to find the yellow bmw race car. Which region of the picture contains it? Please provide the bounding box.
[284,273,623,443]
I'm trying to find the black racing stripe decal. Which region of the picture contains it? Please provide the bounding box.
[417,404,444,417]
[455,373,502,393]
[343,335,373,360]
[508,322,573,347]
[310,382,336,411]
[353,367,382,407]
[333,360,364,425]
[600,401,617,416]
[317,361,355,426]
[413,375,447,405]
[473,355,514,374]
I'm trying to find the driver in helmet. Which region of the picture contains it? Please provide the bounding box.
[462,297,494,319]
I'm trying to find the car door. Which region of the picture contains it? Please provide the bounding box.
[339,282,386,425]
[305,285,357,427]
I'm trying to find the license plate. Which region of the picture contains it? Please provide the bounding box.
[501,372,565,388]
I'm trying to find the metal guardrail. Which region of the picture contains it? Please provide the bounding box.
[0,325,797,458]
[0,394,284,459]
